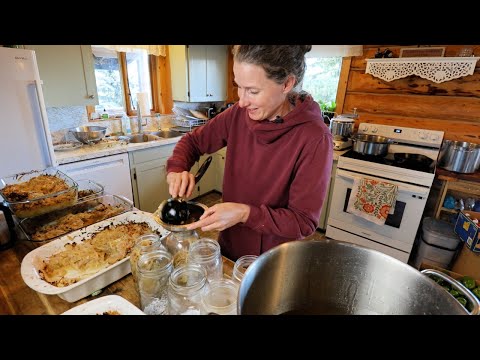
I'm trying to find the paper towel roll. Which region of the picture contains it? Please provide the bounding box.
[136,92,150,116]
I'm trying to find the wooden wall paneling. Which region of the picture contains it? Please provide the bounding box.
[358,113,480,142]
[351,45,480,70]
[348,69,480,97]
[342,45,480,143]
[344,93,480,122]
[335,57,352,114]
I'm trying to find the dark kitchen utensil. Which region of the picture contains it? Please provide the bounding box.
[160,156,212,225]
[394,153,434,167]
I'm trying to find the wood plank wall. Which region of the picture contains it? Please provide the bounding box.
[336,45,480,142]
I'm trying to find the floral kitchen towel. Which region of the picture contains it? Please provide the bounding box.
[347,177,398,225]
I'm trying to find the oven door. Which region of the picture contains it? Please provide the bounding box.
[327,169,431,252]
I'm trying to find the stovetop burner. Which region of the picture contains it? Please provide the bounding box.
[341,150,435,174]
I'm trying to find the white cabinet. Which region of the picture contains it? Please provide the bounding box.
[191,154,218,198]
[129,144,175,213]
[58,153,133,202]
[169,45,227,102]
[24,45,98,107]
[318,159,337,230]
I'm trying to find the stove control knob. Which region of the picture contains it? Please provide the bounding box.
[360,125,369,132]
[371,127,378,133]
[419,131,428,139]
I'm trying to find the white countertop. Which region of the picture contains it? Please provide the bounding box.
[333,148,350,161]
[55,136,182,165]
[55,136,349,165]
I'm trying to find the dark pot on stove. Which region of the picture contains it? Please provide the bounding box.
[351,134,395,156]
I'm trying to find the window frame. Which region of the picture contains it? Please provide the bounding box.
[87,51,164,120]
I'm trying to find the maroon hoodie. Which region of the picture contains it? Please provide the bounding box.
[167,94,333,260]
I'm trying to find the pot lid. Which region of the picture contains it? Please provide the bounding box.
[331,116,355,123]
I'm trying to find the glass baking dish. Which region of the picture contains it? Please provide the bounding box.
[19,194,134,242]
[76,179,104,200]
[0,168,78,219]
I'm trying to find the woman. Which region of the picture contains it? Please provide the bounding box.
[166,45,333,261]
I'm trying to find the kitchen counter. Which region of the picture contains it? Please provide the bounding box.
[55,135,182,165]
[333,148,350,161]
[0,237,234,315]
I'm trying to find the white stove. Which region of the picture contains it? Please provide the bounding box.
[326,123,444,263]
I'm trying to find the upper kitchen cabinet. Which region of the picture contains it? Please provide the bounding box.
[169,45,227,102]
[24,45,98,107]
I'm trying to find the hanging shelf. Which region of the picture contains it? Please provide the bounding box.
[365,57,479,83]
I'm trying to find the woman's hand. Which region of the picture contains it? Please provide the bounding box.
[167,171,195,198]
[186,202,251,232]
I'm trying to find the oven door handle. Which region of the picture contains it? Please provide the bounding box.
[336,169,430,196]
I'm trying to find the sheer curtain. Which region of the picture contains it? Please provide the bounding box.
[307,45,363,58]
[92,45,166,57]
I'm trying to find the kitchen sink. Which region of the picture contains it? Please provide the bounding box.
[120,134,161,143]
[143,130,183,139]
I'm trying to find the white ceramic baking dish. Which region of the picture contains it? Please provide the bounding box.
[62,295,145,315]
[21,211,169,303]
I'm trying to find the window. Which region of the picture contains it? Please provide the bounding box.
[90,47,156,119]
[302,56,342,110]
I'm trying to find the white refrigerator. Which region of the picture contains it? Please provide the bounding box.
[0,46,56,249]
[0,46,56,179]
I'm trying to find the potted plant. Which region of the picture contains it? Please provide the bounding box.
[319,100,336,124]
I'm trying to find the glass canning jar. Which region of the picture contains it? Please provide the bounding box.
[137,249,173,315]
[130,234,165,291]
[164,229,199,268]
[232,255,258,285]
[167,263,208,315]
[201,278,238,315]
[188,238,223,282]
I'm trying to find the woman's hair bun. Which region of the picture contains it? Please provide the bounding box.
[302,45,312,54]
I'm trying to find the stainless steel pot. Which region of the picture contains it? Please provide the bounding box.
[438,140,480,174]
[329,116,355,139]
[237,240,479,315]
[351,134,394,156]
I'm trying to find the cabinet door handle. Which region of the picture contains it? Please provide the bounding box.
[88,94,95,99]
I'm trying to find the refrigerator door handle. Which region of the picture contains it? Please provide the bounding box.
[33,79,57,168]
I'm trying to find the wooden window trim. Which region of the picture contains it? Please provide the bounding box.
[88,49,174,120]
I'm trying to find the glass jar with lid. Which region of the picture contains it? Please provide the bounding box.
[137,249,173,315]
[164,229,199,268]
[188,238,223,282]
[130,234,165,291]
[167,263,208,315]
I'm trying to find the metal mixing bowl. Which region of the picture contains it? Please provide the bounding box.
[69,126,107,144]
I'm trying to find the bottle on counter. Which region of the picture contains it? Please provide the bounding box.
[101,109,109,119]
[121,114,132,135]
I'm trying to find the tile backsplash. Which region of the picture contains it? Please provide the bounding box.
[47,101,228,143]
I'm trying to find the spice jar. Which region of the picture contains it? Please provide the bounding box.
[130,234,165,291]
[188,238,223,282]
[167,263,208,315]
[137,249,173,315]
[164,229,199,268]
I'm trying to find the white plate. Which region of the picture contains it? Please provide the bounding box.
[21,211,169,303]
[62,295,144,315]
